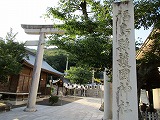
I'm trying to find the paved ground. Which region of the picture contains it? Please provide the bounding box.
[0,97,103,120]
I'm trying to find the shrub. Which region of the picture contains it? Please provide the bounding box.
[49,95,59,105]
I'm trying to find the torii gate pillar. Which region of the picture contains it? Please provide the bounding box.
[21,24,64,112]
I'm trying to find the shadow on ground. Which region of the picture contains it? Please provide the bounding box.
[37,96,82,106]
[11,96,82,109]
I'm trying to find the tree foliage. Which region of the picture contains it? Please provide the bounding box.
[44,48,76,72]
[0,29,26,83]
[46,0,160,69]
[65,66,92,84]
[134,0,160,30]
[46,0,160,75]
[46,0,113,70]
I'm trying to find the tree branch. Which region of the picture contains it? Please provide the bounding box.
[80,0,88,20]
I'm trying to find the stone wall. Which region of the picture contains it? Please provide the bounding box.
[64,86,104,98]
[85,88,104,98]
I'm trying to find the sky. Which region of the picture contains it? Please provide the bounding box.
[0,0,58,43]
[0,0,152,47]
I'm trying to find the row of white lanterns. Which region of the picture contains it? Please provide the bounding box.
[63,83,104,91]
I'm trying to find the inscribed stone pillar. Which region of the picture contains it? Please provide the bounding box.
[112,1,138,120]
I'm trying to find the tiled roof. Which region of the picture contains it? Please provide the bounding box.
[24,53,63,76]
[136,28,159,60]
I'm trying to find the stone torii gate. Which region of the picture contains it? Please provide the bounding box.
[21,24,64,112]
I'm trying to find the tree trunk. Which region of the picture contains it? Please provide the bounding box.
[80,1,88,20]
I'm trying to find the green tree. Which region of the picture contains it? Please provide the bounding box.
[66,66,92,84]
[0,28,26,83]
[45,54,67,73]
[46,0,112,70]
[44,48,76,72]
[134,0,160,30]
[45,0,160,69]
[134,0,160,51]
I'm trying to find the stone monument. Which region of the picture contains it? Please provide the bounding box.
[112,1,138,120]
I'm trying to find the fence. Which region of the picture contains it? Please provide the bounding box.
[141,112,159,120]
